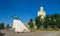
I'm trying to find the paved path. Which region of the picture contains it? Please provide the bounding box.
[1,30,60,36]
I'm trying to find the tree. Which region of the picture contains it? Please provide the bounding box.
[43,15,56,28]
[28,19,34,28]
[43,15,50,28]
[50,14,60,29]
[35,16,43,28]
[0,23,4,30]
[28,14,60,30]
[6,24,10,30]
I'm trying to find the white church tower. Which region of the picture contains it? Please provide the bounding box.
[38,7,46,20]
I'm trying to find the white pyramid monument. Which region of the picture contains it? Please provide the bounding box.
[12,16,30,32]
[38,7,46,20]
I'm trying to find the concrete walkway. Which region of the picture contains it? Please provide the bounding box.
[1,30,60,36]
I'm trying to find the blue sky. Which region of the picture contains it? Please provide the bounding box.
[0,0,60,25]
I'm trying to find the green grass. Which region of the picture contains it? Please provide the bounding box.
[29,28,47,31]
[47,28,54,31]
[29,28,60,31]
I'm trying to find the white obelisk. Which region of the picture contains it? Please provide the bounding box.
[12,18,30,32]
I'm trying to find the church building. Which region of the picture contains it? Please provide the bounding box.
[38,7,46,20]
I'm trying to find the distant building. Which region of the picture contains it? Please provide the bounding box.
[38,7,46,20]
[32,7,46,28]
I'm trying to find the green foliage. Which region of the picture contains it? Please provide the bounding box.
[6,24,10,30]
[44,14,60,28]
[28,19,34,28]
[35,16,43,28]
[0,23,4,29]
[28,14,60,31]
